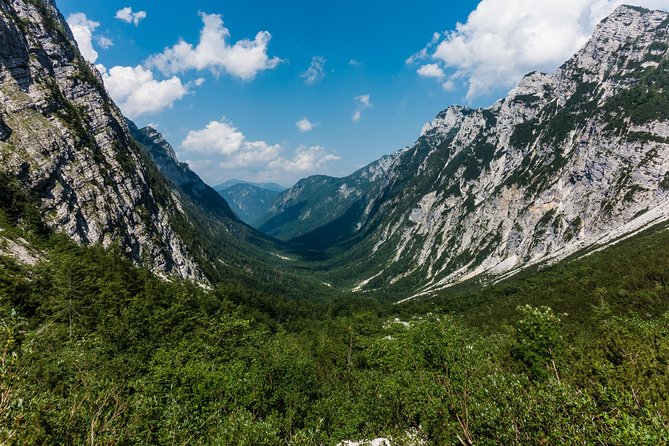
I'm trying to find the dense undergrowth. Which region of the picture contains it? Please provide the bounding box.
[1,174,669,444]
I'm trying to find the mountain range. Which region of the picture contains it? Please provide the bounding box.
[214,181,285,226]
[215,179,287,193]
[1,2,669,302]
[259,5,669,299]
[2,2,669,444]
[0,0,304,292]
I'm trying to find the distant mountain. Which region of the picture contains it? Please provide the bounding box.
[215,179,287,193]
[217,183,281,227]
[261,6,669,298]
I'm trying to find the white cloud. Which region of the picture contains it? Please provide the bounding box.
[417,63,445,79]
[352,94,372,122]
[349,59,361,67]
[296,117,316,133]
[67,13,100,63]
[442,79,456,91]
[301,56,326,84]
[356,94,371,108]
[409,0,669,99]
[194,77,206,86]
[181,118,339,178]
[146,12,281,80]
[96,36,114,49]
[115,7,147,26]
[269,146,340,172]
[100,65,188,118]
[181,119,246,155]
[406,32,442,66]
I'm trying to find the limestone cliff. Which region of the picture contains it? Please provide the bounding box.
[0,0,203,280]
[261,6,669,298]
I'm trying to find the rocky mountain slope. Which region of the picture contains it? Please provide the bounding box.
[126,121,299,284]
[128,121,239,223]
[0,0,301,287]
[218,182,282,226]
[0,0,214,280]
[261,5,669,298]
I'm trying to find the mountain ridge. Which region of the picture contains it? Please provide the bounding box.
[215,179,287,193]
[259,5,669,299]
[0,0,207,280]
[217,182,281,226]
[0,0,302,288]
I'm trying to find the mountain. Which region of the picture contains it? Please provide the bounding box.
[128,121,239,222]
[125,121,309,285]
[217,182,281,226]
[215,179,287,193]
[260,5,669,298]
[3,3,669,443]
[0,0,206,280]
[0,0,303,288]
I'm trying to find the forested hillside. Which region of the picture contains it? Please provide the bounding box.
[2,166,668,445]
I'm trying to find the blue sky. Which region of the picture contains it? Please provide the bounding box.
[58,0,669,186]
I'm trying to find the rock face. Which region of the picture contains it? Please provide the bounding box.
[261,6,669,297]
[0,0,203,280]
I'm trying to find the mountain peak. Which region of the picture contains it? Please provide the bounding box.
[593,4,667,42]
[611,4,653,16]
[261,5,669,297]
[139,125,178,162]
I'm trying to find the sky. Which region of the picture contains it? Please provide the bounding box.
[57,0,669,187]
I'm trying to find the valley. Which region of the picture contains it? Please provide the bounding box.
[1,0,669,444]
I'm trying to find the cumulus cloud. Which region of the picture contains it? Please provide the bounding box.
[409,0,669,99]
[296,117,316,133]
[181,118,339,178]
[146,12,281,80]
[417,63,445,79]
[269,146,340,172]
[301,56,326,84]
[67,13,100,63]
[115,7,147,26]
[181,119,246,155]
[352,94,372,122]
[99,65,188,118]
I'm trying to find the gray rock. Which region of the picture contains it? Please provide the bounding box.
[263,6,669,298]
[0,0,204,281]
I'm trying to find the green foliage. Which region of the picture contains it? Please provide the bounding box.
[604,59,669,132]
[0,191,668,444]
[511,305,563,381]
[0,171,48,237]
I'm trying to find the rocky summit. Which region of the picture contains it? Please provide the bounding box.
[261,5,669,298]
